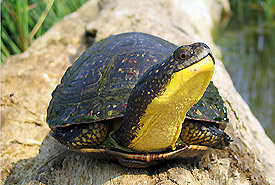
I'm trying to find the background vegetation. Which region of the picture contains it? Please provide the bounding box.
[218,0,275,141]
[1,0,88,63]
[229,0,274,25]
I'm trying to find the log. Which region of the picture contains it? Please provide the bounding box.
[1,0,274,184]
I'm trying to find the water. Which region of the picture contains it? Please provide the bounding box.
[217,23,275,142]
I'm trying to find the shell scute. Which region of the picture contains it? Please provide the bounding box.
[47,32,177,128]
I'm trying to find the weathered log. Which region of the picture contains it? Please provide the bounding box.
[1,0,274,184]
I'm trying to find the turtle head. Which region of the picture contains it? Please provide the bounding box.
[172,42,215,72]
[113,42,215,152]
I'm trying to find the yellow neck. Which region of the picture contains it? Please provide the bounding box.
[128,55,214,151]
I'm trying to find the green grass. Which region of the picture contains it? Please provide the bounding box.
[229,0,275,26]
[1,0,88,63]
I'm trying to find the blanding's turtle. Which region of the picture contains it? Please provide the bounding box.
[47,32,231,167]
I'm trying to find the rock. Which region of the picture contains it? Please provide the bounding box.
[1,0,274,184]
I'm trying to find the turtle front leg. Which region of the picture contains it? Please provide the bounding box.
[51,122,108,149]
[180,119,232,149]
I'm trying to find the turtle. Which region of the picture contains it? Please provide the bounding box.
[47,32,231,167]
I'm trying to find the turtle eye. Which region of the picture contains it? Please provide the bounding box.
[174,47,192,61]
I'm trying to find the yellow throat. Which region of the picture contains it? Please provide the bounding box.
[128,55,215,151]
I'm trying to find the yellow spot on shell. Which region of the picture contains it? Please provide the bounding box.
[75,137,80,141]
[72,142,77,146]
[82,137,87,142]
[76,142,82,146]
[113,105,117,108]
[155,69,159,73]
[108,111,114,116]
[82,129,88,134]
[87,134,92,138]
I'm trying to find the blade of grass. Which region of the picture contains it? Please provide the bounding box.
[14,0,29,51]
[262,0,275,22]
[53,0,68,17]
[2,1,22,49]
[1,39,11,63]
[1,25,22,54]
[60,0,73,14]
[29,0,55,43]
[16,0,24,51]
[22,0,29,51]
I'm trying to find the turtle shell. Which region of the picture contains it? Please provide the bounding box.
[47,32,227,129]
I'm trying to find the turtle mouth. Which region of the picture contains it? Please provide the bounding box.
[192,42,215,64]
[207,52,215,65]
[186,52,215,69]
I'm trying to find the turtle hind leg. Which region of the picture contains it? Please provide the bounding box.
[51,122,108,149]
[180,120,232,149]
